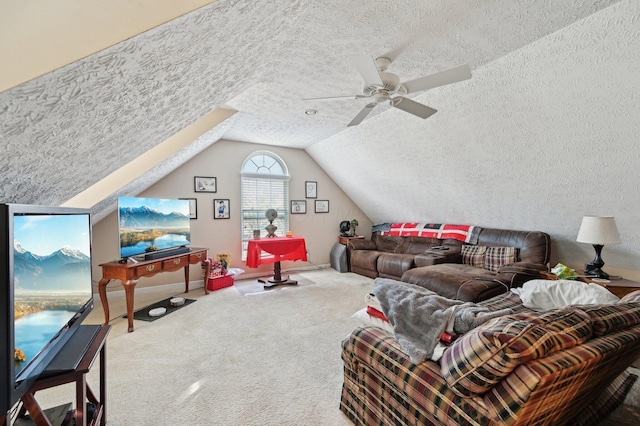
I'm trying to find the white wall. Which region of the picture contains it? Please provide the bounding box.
[308,1,640,280]
[92,139,372,289]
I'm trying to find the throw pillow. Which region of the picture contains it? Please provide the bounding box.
[351,308,394,333]
[513,279,619,311]
[483,246,517,272]
[440,307,592,397]
[461,245,486,268]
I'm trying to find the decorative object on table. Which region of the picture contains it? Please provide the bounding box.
[315,200,329,213]
[253,229,261,239]
[214,199,230,219]
[576,215,621,279]
[340,220,351,237]
[286,231,293,237]
[305,181,317,198]
[350,219,359,236]
[265,209,278,237]
[291,200,306,214]
[179,198,198,219]
[194,176,217,193]
[550,263,578,280]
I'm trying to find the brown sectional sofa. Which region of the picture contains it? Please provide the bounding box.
[348,227,550,302]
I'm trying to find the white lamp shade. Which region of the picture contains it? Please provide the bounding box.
[576,216,621,245]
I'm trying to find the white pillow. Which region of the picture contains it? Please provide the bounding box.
[351,308,394,333]
[513,279,619,310]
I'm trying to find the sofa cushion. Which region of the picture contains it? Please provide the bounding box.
[461,245,486,267]
[441,307,592,397]
[578,302,640,337]
[403,236,440,254]
[374,234,405,253]
[483,246,517,272]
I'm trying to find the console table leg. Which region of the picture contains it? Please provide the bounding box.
[123,279,138,333]
[184,264,190,293]
[97,278,111,326]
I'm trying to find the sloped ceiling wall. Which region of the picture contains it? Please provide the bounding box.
[308,1,640,270]
[0,1,298,209]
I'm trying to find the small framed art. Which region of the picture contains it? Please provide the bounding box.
[315,200,329,213]
[194,176,217,193]
[180,198,198,219]
[291,200,306,214]
[214,199,230,219]
[305,181,317,199]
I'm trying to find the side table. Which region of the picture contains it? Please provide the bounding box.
[338,235,364,246]
[539,271,640,298]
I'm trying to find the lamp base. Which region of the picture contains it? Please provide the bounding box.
[584,263,610,279]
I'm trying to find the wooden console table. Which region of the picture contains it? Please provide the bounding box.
[1,325,110,426]
[98,248,209,332]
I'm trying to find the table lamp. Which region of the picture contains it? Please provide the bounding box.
[576,216,621,279]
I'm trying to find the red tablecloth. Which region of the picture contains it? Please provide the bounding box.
[246,237,307,268]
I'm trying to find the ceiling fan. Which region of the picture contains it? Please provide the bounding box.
[305,56,471,126]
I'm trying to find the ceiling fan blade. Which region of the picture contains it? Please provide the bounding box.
[402,64,472,94]
[302,94,369,102]
[350,55,384,87]
[347,103,376,127]
[391,97,437,119]
[380,40,411,64]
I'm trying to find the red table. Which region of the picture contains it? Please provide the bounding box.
[246,236,307,288]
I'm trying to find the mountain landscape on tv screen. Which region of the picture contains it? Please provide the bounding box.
[118,204,191,256]
[13,242,91,292]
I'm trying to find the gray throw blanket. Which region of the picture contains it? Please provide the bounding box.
[373,278,513,364]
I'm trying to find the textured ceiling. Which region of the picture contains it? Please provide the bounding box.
[2,0,638,269]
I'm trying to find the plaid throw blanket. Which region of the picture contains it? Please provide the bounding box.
[380,222,481,243]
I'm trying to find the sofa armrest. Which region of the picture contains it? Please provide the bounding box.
[495,262,548,288]
[348,239,376,250]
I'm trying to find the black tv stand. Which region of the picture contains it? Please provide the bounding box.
[2,325,110,426]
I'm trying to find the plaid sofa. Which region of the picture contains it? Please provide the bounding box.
[340,291,640,425]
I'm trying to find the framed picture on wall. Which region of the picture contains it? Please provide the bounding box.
[291,200,306,214]
[194,176,217,193]
[305,181,317,199]
[214,199,230,219]
[179,198,198,219]
[315,200,329,213]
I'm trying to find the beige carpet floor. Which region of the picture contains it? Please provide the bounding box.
[24,268,640,425]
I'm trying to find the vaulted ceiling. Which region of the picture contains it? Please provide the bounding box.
[2,0,639,269]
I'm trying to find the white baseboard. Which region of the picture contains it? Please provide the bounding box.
[94,264,332,298]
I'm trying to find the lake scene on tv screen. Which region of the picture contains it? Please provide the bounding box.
[13,214,92,377]
[118,197,191,258]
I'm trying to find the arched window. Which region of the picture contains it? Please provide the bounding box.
[240,151,290,259]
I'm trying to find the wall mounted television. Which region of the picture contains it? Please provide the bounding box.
[117,197,191,259]
[0,204,94,417]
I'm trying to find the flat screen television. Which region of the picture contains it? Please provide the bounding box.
[117,197,191,259]
[0,204,94,417]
